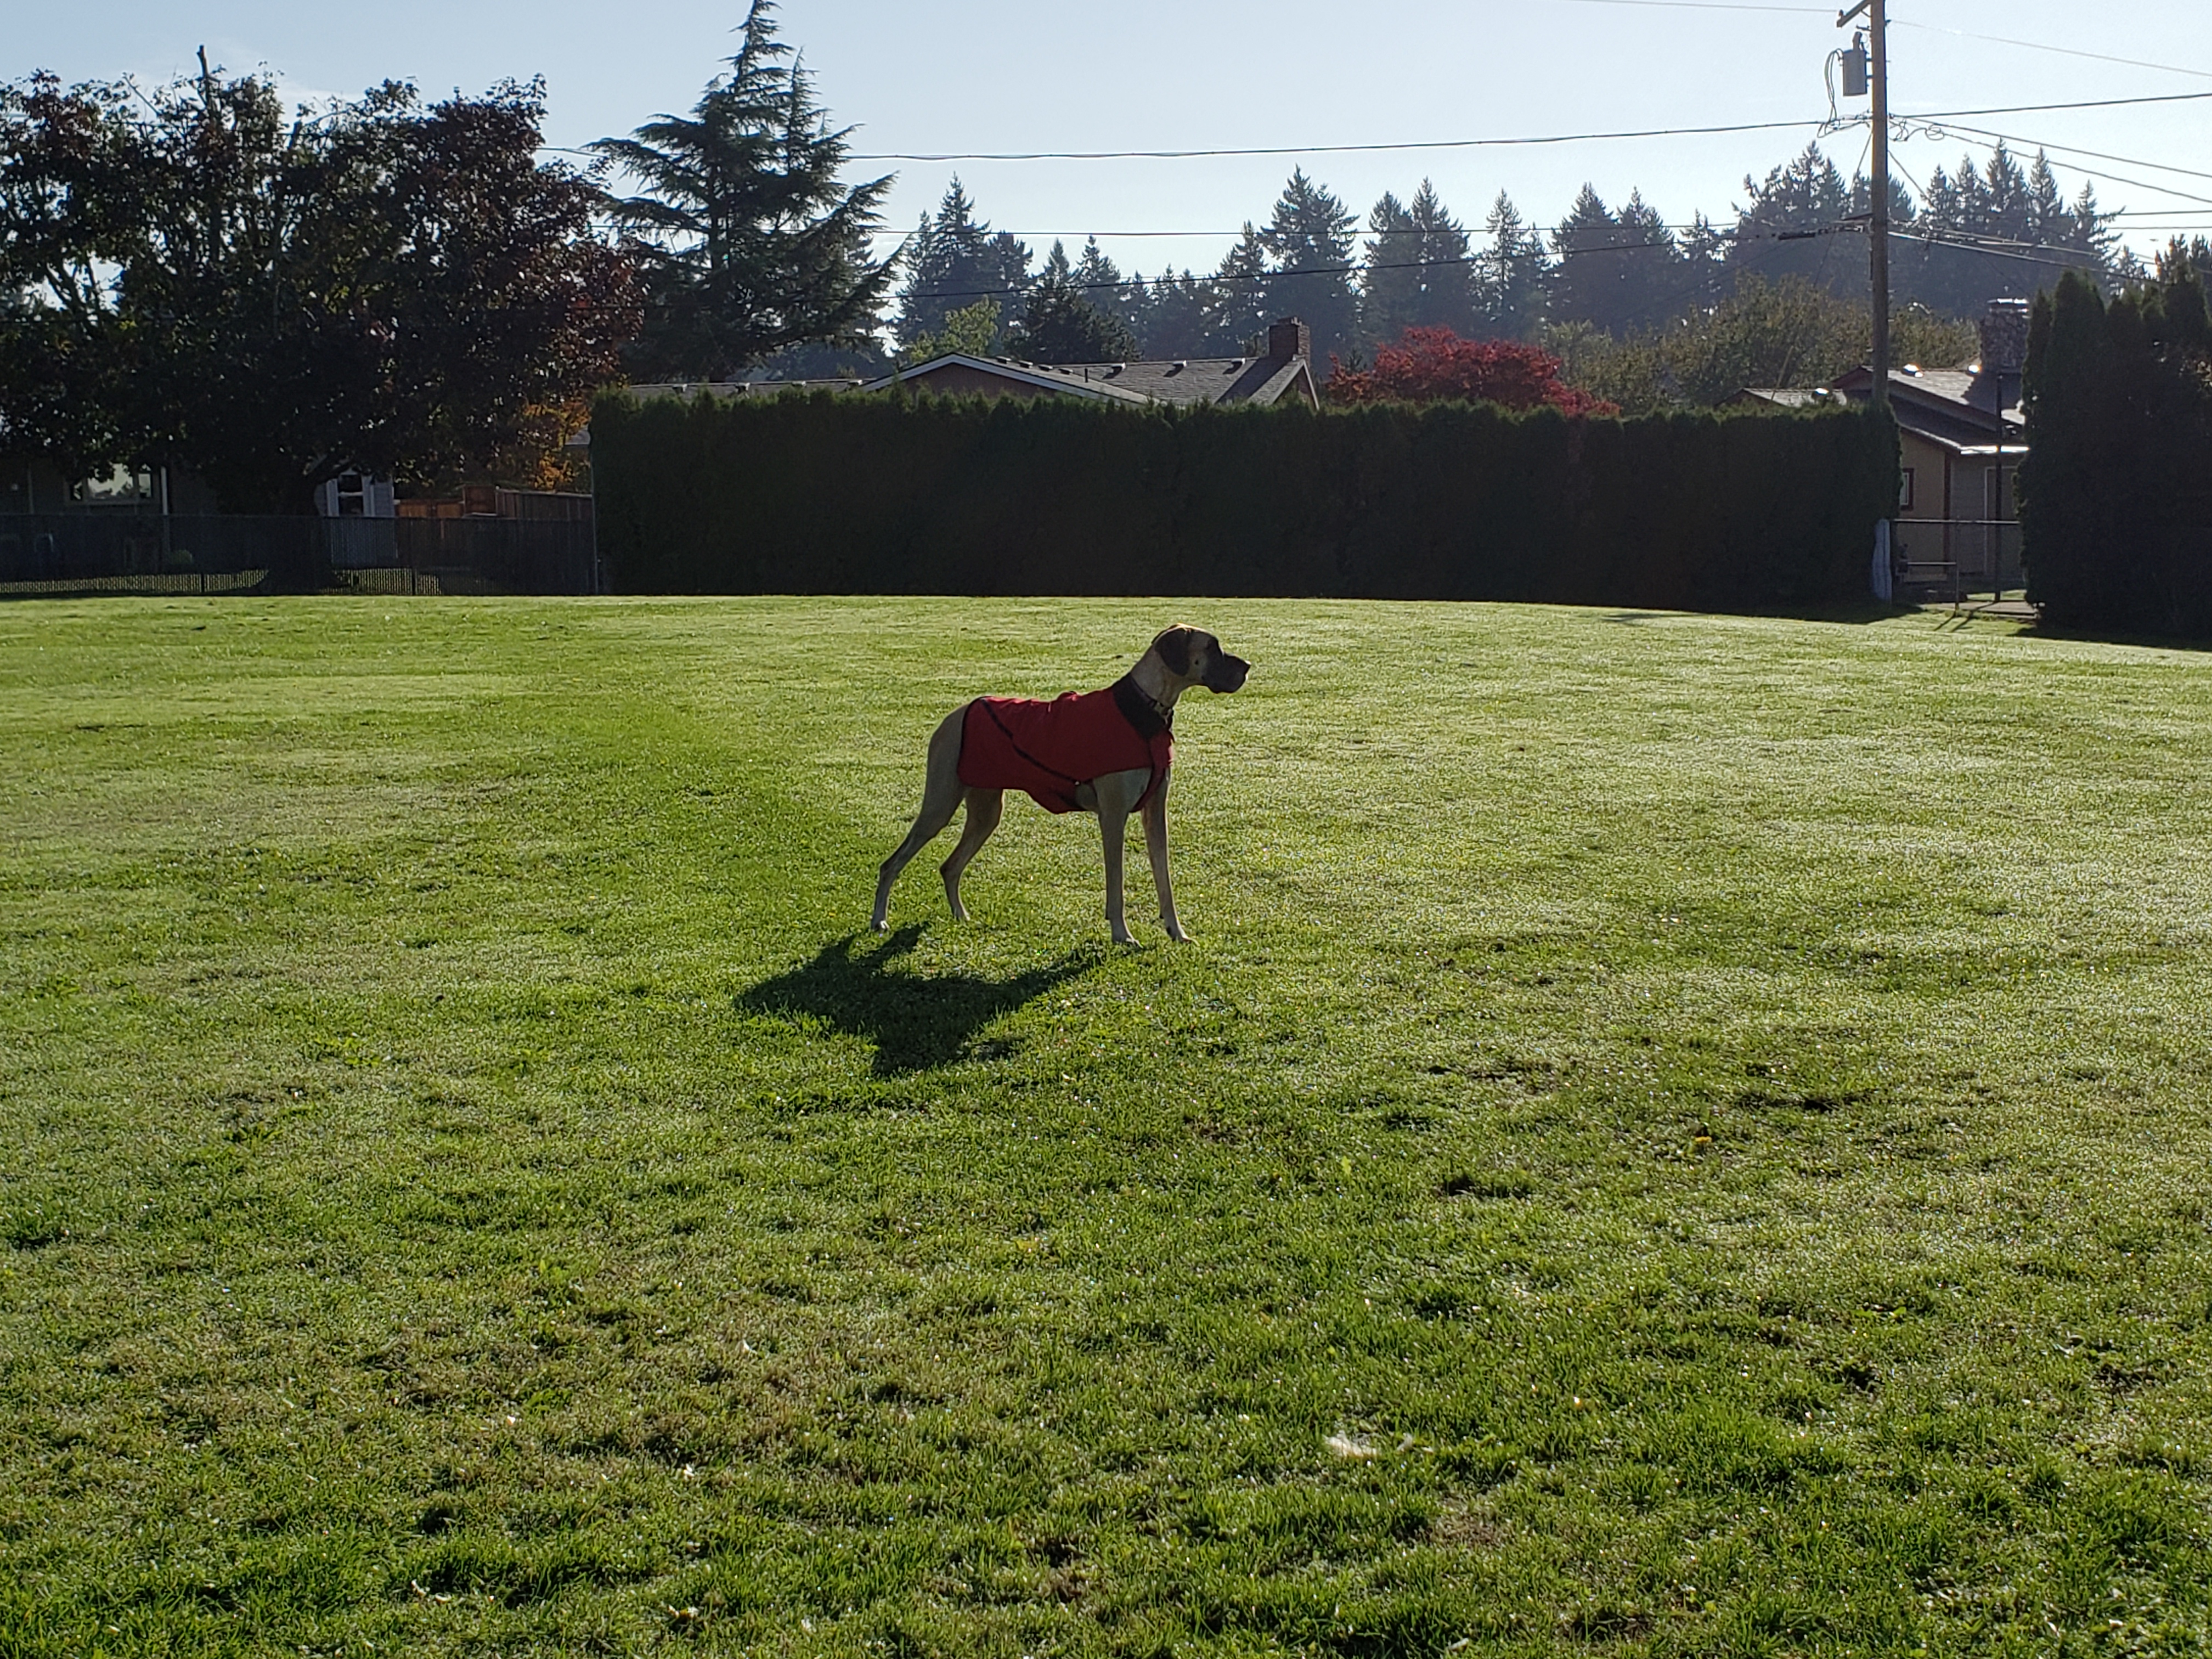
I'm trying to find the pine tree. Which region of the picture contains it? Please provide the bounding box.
[1477,191,1548,340]
[1358,190,1421,354]
[1205,224,1273,355]
[1139,269,1214,358]
[2025,152,2066,247]
[1678,212,1730,313]
[894,179,1030,348]
[593,0,891,379]
[1731,144,1853,295]
[1612,190,1683,332]
[1893,147,2113,315]
[1408,181,1477,331]
[1006,240,1136,363]
[1259,170,1357,366]
[1359,180,1475,350]
[1070,236,1140,340]
[1548,184,1627,332]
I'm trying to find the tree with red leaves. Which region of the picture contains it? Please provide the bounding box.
[1327,325,1616,415]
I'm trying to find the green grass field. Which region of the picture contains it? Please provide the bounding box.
[4,595,2211,1657]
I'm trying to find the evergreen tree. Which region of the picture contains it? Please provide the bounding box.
[1613,189,1684,331]
[894,178,1030,347]
[1259,170,1357,365]
[1358,180,1475,351]
[1548,185,1628,332]
[1006,240,1136,362]
[1139,268,1216,358]
[1899,146,2112,314]
[1731,144,1853,295]
[593,0,891,379]
[1477,191,1548,339]
[1204,224,1273,355]
[1678,212,1730,313]
[2168,235,2212,291]
[1358,190,1421,352]
[2025,152,2066,246]
[2021,263,2212,631]
[1070,236,1141,341]
[1407,181,1477,330]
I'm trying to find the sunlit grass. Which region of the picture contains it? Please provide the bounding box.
[3,594,2210,1656]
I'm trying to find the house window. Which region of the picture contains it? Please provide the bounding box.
[1898,467,1915,511]
[335,472,368,517]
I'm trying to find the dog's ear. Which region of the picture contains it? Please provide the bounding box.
[1150,624,1198,676]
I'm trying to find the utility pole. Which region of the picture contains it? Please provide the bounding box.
[1838,0,1890,413]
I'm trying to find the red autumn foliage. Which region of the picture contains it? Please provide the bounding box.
[1326,325,1618,416]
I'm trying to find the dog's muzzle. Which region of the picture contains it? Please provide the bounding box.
[1204,653,1251,693]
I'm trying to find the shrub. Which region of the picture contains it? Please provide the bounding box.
[590,388,1895,612]
[2022,261,2212,635]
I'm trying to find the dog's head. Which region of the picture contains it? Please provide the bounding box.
[1150,624,1250,693]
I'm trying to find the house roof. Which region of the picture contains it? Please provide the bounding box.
[859,351,1319,409]
[622,379,862,401]
[860,354,1159,407]
[1737,364,2024,456]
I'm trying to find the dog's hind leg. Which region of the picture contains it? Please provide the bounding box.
[939,787,1003,922]
[873,709,967,932]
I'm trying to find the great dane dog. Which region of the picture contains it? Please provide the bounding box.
[871,625,1251,943]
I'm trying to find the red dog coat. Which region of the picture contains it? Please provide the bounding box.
[957,675,1172,814]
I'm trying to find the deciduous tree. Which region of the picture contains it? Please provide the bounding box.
[1327,325,1615,414]
[0,64,639,512]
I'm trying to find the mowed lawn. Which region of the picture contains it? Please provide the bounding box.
[4,595,2211,1658]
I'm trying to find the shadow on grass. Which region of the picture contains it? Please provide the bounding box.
[737,925,1102,1075]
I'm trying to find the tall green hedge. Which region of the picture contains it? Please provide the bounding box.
[590,390,1897,610]
[2022,266,2212,635]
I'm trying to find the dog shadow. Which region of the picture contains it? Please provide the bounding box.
[736,925,1102,1076]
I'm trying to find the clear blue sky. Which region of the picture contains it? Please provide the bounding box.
[13,0,2209,285]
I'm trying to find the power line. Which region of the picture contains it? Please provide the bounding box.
[1887,228,2107,270]
[1548,0,2212,80]
[1550,0,1826,12]
[1912,124,2212,208]
[865,218,1803,241]
[1891,21,2212,83]
[846,90,2212,164]
[896,223,1854,306]
[851,116,1820,164]
[1921,124,2212,188]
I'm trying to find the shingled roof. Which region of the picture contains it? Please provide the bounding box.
[860,317,1321,410]
[1739,364,2023,455]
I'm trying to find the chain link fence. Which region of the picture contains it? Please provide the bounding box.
[1890,518,2024,603]
[0,510,597,598]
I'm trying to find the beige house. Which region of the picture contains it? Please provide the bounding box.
[860,318,1322,411]
[1736,300,2029,594]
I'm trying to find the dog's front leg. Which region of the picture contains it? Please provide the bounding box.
[1142,777,1188,942]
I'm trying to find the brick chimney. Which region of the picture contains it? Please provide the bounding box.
[1267,317,1311,364]
[1979,298,2030,376]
